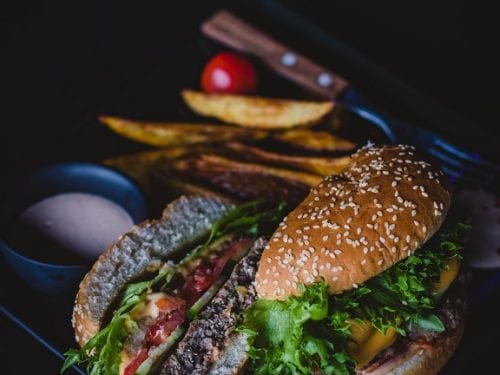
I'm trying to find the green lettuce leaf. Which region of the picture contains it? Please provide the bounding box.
[242,207,470,375]
[242,283,355,375]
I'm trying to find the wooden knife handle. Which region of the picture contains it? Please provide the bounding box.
[201,10,349,100]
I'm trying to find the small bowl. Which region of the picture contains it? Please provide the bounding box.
[0,162,147,294]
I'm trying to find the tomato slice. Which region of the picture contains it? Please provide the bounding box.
[201,52,257,94]
[122,237,252,373]
[147,308,186,347]
[179,237,252,305]
[123,348,148,375]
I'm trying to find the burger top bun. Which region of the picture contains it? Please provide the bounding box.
[255,144,451,299]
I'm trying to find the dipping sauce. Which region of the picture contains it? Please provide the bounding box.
[9,192,134,263]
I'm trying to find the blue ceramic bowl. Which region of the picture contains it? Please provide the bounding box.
[0,162,147,294]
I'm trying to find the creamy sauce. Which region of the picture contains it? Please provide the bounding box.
[11,192,133,262]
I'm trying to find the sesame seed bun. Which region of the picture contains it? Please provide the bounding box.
[255,144,451,299]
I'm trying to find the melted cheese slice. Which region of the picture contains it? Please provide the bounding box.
[432,258,461,295]
[347,320,397,369]
[348,259,461,368]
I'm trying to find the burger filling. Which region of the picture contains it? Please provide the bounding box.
[241,206,470,375]
[120,236,254,375]
[62,201,288,375]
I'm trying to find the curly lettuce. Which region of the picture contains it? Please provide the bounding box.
[241,207,471,375]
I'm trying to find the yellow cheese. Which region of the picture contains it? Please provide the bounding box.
[346,259,460,368]
[432,258,461,295]
[347,320,397,369]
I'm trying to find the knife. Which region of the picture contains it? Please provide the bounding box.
[201,10,500,192]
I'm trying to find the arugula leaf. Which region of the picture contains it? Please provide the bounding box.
[242,207,471,374]
[184,200,288,263]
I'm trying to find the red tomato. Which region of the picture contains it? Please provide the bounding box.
[147,308,186,347]
[179,237,253,306]
[201,52,257,94]
[123,348,148,375]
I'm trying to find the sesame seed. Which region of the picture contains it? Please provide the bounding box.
[378,259,384,265]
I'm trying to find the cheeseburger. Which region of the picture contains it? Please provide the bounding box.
[241,143,470,374]
[64,144,470,375]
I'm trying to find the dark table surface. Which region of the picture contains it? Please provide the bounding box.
[2,0,499,373]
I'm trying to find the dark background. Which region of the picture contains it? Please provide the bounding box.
[1,0,499,373]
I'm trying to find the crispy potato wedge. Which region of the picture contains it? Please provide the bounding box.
[103,146,208,185]
[100,116,268,147]
[225,142,351,176]
[174,154,319,204]
[175,154,322,186]
[273,128,357,152]
[103,149,231,213]
[181,90,333,129]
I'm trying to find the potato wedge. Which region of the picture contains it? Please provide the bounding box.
[103,149,232,213]
[273,128,357,152]
[177,154,321,186]
[181,90,333,129]
[102,149,186,203]
[100,116,268,147]
[225,142,351,176]
[174,154,320,204]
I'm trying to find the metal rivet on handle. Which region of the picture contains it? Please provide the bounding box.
[317,73,333,87]
[281,52,297,66]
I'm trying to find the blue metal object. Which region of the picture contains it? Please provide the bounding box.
[0,304,86,375]
[337,91,500,192]
[0,162,147,294]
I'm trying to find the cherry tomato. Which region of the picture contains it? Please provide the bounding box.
[201,52,257,94]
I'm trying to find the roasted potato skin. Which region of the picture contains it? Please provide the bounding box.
[225,142,351,176]
[100,116,268,146]
[181,90,333,129]
[173,155,314,205]
[273,128,357,153]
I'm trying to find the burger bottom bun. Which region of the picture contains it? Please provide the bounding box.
[360,319,465,375]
